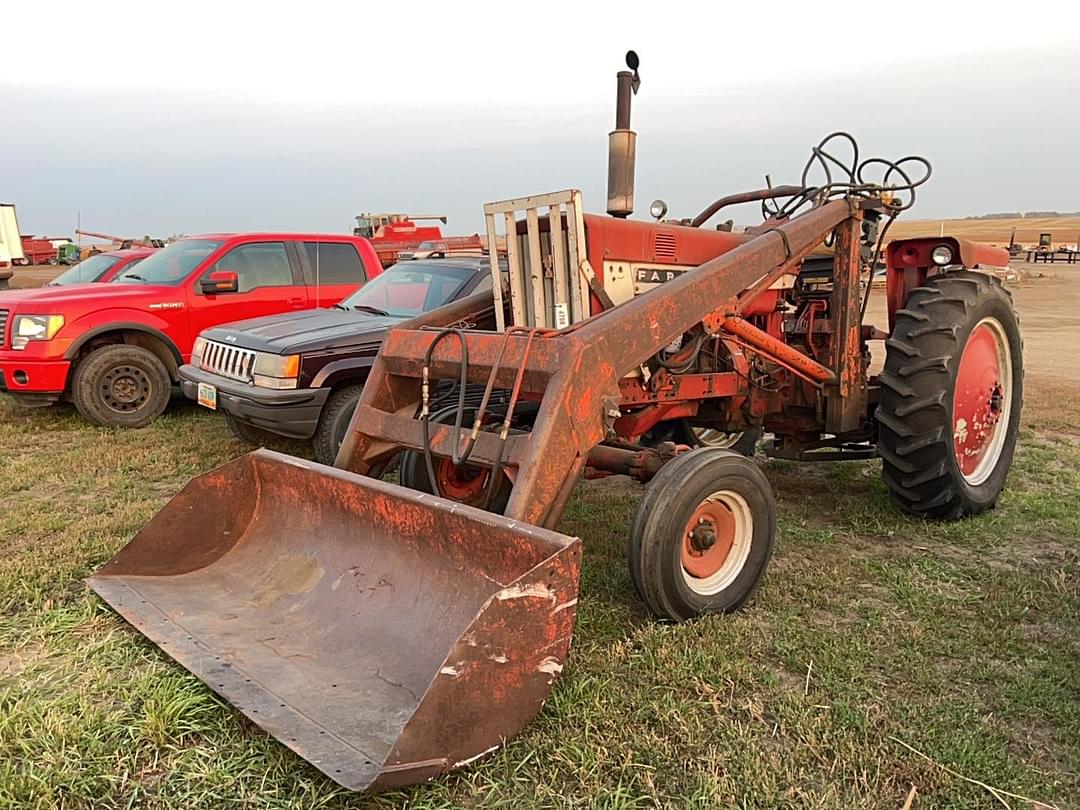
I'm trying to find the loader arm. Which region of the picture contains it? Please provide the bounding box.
[338,198,864,529]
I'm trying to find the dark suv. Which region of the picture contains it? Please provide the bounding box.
[179,256,498,463]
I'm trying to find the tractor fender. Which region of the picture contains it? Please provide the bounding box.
[884,236,1009,332]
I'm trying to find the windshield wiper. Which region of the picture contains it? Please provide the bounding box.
[332,303,351,311]
[121,273,147,283]
[351,304,391,316]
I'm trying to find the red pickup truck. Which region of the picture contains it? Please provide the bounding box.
[0,233,381,427]
[47,247,158,286]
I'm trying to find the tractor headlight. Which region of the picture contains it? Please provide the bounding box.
[252,352,300,389]
[650,199,668,220]
[11,314,65,350]
[931,244,954,266]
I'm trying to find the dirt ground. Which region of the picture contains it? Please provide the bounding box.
[5,264,67,288]
[861,261,1080,388]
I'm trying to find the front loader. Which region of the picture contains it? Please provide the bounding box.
[90,53,1022,791]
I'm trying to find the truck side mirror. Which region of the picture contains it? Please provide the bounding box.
[200,269,239,294]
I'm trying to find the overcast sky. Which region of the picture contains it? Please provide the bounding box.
[3,1,1078,239]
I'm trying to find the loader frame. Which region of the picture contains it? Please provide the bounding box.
[337,197,880,529]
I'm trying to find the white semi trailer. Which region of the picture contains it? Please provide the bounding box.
[0,204,25,287]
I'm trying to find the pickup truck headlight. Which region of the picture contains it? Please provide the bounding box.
[252,352,300,389]
[11,315,65,350]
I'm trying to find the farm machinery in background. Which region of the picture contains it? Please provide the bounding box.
[0,204,24,286]
[75,229,166,259]
[354,212,485,266]
[92,53,1022,792]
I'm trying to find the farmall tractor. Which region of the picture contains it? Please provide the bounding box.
[91,54,1022,791]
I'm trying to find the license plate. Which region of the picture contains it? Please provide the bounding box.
[197,382,218,410]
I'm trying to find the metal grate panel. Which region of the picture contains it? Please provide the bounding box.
[483,190,592,331]
[200,340,257,383]
[653,232,676,260]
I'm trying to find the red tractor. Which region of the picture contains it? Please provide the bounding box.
[93,53,1021,791]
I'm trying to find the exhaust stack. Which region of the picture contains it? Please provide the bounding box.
[607,51,641,218]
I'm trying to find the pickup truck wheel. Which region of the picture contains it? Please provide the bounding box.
[72,344,171,428]
[313,384,363,465]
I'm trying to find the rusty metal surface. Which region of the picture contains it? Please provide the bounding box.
[825,214,868,433]
[89,449,580,792]
[720,317,837,385]
[340,200,856,533]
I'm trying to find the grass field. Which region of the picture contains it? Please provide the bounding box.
[1,373,1077,808]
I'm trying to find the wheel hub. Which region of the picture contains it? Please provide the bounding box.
[436,458,489,503]
[952,319,1012,485]
[102,365,150,413]
[682,501,736,579]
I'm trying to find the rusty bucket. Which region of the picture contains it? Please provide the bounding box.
[89,449,581,792]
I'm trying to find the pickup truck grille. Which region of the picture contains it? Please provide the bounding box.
[201,340,257,383]
[0,309,8,350]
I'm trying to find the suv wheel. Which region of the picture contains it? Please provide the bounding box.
[72,344,171,428]
[313,384,364,465]
[223,412,278,446]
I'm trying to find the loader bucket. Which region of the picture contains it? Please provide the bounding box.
[89,449,581,792]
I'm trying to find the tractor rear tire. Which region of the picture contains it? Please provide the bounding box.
[629,448,776,621]
[876,271,1023,519]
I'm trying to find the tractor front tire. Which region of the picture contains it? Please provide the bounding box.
[399,404,514,513]
[629,448,776,621]
[876,271,1023,519]
[675,421,761,456]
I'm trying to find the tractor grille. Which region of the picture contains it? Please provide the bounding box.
[0,309,9,350]
[653,232,676,261]
[201,340,257,383]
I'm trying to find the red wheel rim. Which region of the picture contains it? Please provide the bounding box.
[680,491,753,595]
[952,318,1012,485]
[435,458,489,504]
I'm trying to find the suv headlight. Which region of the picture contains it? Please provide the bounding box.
[252,352,300,389]
[11,315,65,350]
[191,336,208,366]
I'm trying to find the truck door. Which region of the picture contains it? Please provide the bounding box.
[186,240,309,343]
[296,239,371,307]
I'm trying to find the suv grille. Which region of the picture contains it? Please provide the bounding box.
[201,340,257,383]
[0,309,8,350]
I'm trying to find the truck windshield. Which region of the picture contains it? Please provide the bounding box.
[114,239,222,286]
[338,263,476,317]
[49,254,121,285]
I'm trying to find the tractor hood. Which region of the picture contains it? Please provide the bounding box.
[201,308,400,356]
